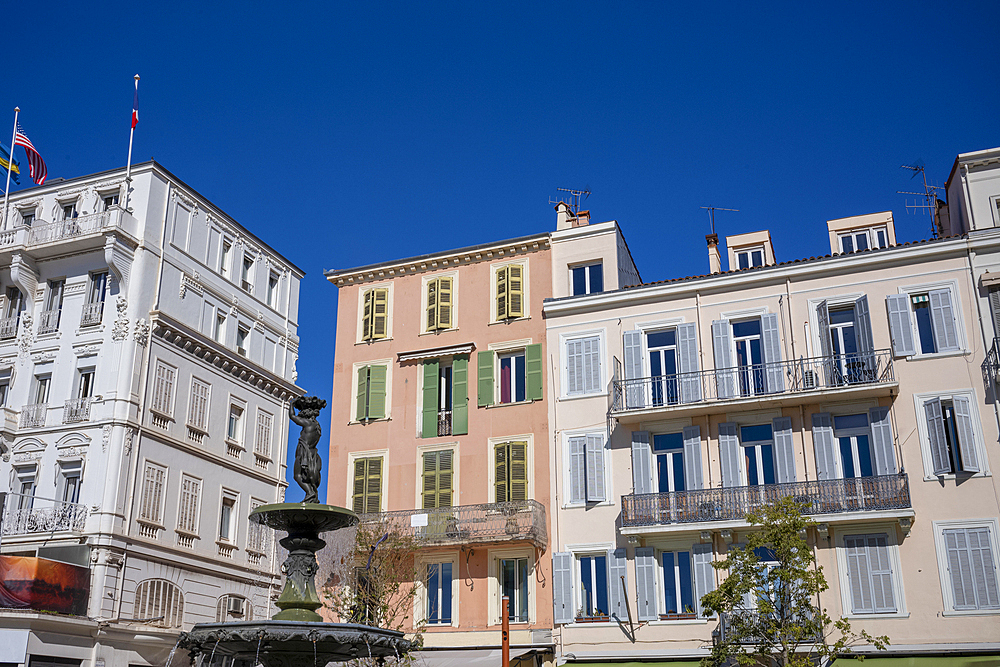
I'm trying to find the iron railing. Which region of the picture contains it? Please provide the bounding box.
[621,474,910,528]
[80,301,104,326]
[719,610,821,645]
[0,316,18,340]
[37,309,61,334]
[610,350,895,414]
[358,499,547,549]
[438,410,452,436]
[27,211,110,245]
[1,492,89,535]
[19,403,47,428]
[63,397,92,423]
[984,337,1000,388]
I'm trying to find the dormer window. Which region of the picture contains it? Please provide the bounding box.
[19,209,34,227]
[735,247,764,270]
[839,227,888,253]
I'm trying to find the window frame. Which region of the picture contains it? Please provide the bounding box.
[912,389,990,480]
[220,237,233,280]
[241,253,254,293]
[833,524,907,618]
[932,518,1000,616]
[488,546,536,626]
[734,246,765,270]
[351,360,392,423]
[357,283,392,343]
[236,323,250,357]
[563,429,610,507]
[150,359,177,419]
[187,377,211,434]
[492,259,529,322]
[895,281,966,358]
[657,546,698,620]
[176,473,202,538]
[226,399,246,447]
[421,271,458,333]
[266,271,280,309]
[415,555,460,627]
[254,408,274,463]
[218,488,239,544]
[570,261,604,296]
[560,329,605,399]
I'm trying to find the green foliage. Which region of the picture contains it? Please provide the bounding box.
[700,497,889,667]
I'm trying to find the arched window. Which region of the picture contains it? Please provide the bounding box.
[217,594,253,622]
[134,579,184,628]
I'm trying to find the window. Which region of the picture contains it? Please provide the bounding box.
[241,255,254,292]
[494,441,527,503]
[422,450,453,509]
[571,262,603,296]
[219,491,237,542]
[39,280,64,333]
[426,563,453,625]
[578,554,609,619]
[934,521,1000,613]
[134,579,184,627]
[82,272,107,326]
[247,498,269,554]
[16,466,36,507]
[565,334,602,396]
[31,373,51,405]
[4,286,24,319]
[361,288,389,341]
[499,351,525,403]
[654,432,686,492]
[843,534,896,614]
[812,408,897,482]
[496,264,524,319]
[421,358,468,437]
[735,247,764,269]
[923,395,982,476]
[815,297,876,385]
[102,193,120,211]
[741,424,776,486]
[569,434,606,503]
[477,345,542,406]
[236,325,249,357]
[227,403,244,444]
[0,371,9,406]
[500,557,529,622]
[662,550,695,618]
[886,288,961,357]
[425,276,453,331]
[19,209,34,226]
[254,410,273,462]
[151,360,176,417]
[834,413,873,478]
[214,312,226,344]
[839,227,888,253]
[62,203,77,220]
[139,462,167,524]
[352,456,383,513]
[177,475,201,535]
[59,461,82,504]
[267,271,280,308]
[217,594,252,622]
[220,239,232,279]
[712,314,784,398]
[187,378,211,433]
[355,364,387,421]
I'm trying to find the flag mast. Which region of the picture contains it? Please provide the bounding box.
[125,74,139,210]
[2,107,20,231]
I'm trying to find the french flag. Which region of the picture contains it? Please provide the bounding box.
[131,78,139,129]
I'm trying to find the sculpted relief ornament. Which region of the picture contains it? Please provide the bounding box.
[111,297,129,341]
[17,313,33,358]
[134,318,150,346]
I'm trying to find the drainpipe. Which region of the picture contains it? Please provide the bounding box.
[961,164,978,232]
[965,243,1000,437]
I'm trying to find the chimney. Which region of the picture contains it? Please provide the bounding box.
[706,233,721,274]
[573,210,591,227]
[555,202,575,230]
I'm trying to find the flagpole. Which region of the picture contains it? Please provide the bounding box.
[2,107,19,231]
[124,74,139,210]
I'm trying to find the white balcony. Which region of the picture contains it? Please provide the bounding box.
[80,301,104,326]
[1,493,89,535]
[19,403,47,428]
[37,309,61,334]
[0,316,18,340]
[63,397,92,423]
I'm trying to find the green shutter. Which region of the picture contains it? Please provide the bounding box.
[495,443,508,503]
[478,350,495,407]
[452,356,468,435]
[437,277,453,329]
[365,457,382,513]
[426,279,438,330]
[496,267,508,320]
[361,290,374,340]
[422,450,454,509]
[525,344,542,401]
[422,360,440,438]
[367,365,387,420]
[355,366,369,421]
[510,441,528,501]
[371,288,388,339]
[352,459,367,512]
[508,264,523,318]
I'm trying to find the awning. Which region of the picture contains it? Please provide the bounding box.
[564,662,701,667]
[409,647,536,666]
[397,343,475,363]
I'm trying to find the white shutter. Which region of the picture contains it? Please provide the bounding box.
[676,322,702,403]
[924,398,951,476]
[772,416,796,483]
[867,534,896,613]
[854,295,876,379]
[635,547,657,621]
[712,320,735,399]
[585,336,602,394]
[692,543,715,617]
[255,410,274,459]
[989,287,1000,339]
[623,330,645,409]
[816,300,834,385]
[586,434,606,502]
[929,288,960,352]
[152,361,176,416]
[552,552,575,624]
[951,396,980,473]
[682,425,704,490]
[631,431,652,495]
[718,422,741,488]
[566,340,583,395]
[811,413,837,480]
[886,294,916,357]
[868,407,897,475]
[569,437,586,503]
[845,535,874,613]
[760,313,785,393]
[945,529,977,610]
[188,378,210,431]
[607,548,628,620]
[968,527,1000,609]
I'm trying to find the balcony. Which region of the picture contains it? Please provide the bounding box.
[0,208,139,261]
[610,350,896,422]
[80,301,104,326]
[719,610,820,645]
[37,309,61,334]
[63,397,92,423]
[620,474,911,532]
[1,493,89,536]
[359,499,547,549]
[438,410,452,436]
[0,316,18,340]
[19,403,47,428]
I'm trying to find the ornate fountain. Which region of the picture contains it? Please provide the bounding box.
[178,396,412,666]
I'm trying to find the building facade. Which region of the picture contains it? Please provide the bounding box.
[0,162,303,667]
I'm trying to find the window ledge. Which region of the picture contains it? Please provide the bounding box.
[419,328,458,337]
[648,618,710,626]
[187,423,209,436]
[356,337,393,346]
[562,500,615,510]
[246,547,267,557]
[136,519,164,530]
[940,609,1000,617]
[559,392,607,402]
[906,349,969,361]
[566,621,617,628]
[175,528,200,539]
[922,471,991,481]
[149,408,174,422]
[349,417,392,425]
[485,400,538,409]
[215,539,239,550]
[489,316,531,326]
[844,612,910,620]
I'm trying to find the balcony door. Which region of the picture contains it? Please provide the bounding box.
[654,432,685,523]
[647,330,678,407]
[732,320,764,397]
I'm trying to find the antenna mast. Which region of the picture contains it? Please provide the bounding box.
[700,206,739,234]
[898,164,944,239]
[550,187,591,214]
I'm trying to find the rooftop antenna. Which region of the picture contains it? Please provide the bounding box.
[550,187,591,214]
[898,162,944,239]
[700,206,739,234]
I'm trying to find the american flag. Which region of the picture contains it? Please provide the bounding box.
[13,123,46,185]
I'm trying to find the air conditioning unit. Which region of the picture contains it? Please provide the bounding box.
[802,370,817,390]
[227,596,245,617]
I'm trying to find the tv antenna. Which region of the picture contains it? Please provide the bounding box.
[550,187,591,214]
[897,163,944,238]
[700,206,739,234]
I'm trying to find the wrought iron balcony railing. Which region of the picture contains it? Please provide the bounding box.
[358,499,547,549]
[0,316,18,340]
[37,309,61,334]
[719,610,821,645]
[1,492,89,535]
[63,397,92,423]
[984,337,1000,386]
[438,410,452,436]
[19,403,47,428]
[620,474,910,528]
[610,350,895,415]
[80,301,104,326]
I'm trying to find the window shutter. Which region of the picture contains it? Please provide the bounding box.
[494,444,508,503]
[760,313,785,393]
[367,365,387,420]
[844,535,874,613]
[712,319,735,399]
[951,395,980,473]
[438,450,453,507]
[868,407,897,475]
[623,330,645,409]
[365,457,382,513]
[607,548,628,620]
[352,459,367,513]
[372,288,388,339]
[552,552,574,624]
[569,437,586,503]
[362,289,374,340]
[676,322,702,403]
[772,416,796,483]
[452,356,468,435]
[811,413,837,480]
[816,300,834,385]
[854,295,876,375]
[355,366,369,421]
[586,434,606,502]
[682,425,704,490]
[718,422,741,488]
[525,344,543,401]
[945,529,977,610]
[635,547,657,621]
[630,431,652,495]
[477,351,495,406]
[867,534,896,613]
[509,441,528,502]
[437,277,453,329]
[422,452,440,509]
[929,288,960,352]
[426,279,438,331]
[989,287,1000,339]
[496,267,508,320]
[508,264,523,318]
[924,398,951,476]
[886,294,916,357]
[692,543,716,617]
[421,361,440,438]
[968,527,1000,609]
[585,336,602,393]
[566,339,583,395]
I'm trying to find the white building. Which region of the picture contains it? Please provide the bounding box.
[0,161,303,667]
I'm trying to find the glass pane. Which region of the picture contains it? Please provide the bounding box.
[594,555,608,615]
[732,319,761,338]
[739,253,749,270]
[580,557,593,615]
[662,552,677,613]
[855,233,869,251]
[740,424,773,443]
[751,250,763,267]
[588,264,604,294]
[745,446,759,486]
[833,413,868,430]
[761,444,775,484]
[517,559,528,621]
[842,236,854,253]
[500,357,512,404]
[678,551,693,613]
[672,451,685,492]
[839,437,856,478]
[856,435,873,477]
[913,301,936,354]
[647,330,675,349]
[657,454,671,493]
[572,267,587,296]
[441,563,452,622]
[514,354,525,403]
[427,564,440,622]
[653,432,684,451]
[829,308,855,325]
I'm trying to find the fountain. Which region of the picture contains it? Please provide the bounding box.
[178,396,412,666]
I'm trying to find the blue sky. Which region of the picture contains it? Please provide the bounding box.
[4,1,997,503]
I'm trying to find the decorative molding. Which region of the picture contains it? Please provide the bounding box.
[179,273,204,299]
[102,425,112,452]
[111,297,129,341]
[17,313,34,358]
[171,189,197,209]
[64,281,87,296]
[30,349,58,363]
[57,445,89,459]
[134,318,150,346]
[124,427,135,456]
[13,450,43,463]
[104,235,135,291]
[73,344,101,357]
[0,435,8,462]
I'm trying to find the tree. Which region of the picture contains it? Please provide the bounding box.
[700,497,889,667]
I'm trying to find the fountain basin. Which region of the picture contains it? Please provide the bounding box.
[249,503,359,533]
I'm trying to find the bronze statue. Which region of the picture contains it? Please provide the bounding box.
[289,395,327,504]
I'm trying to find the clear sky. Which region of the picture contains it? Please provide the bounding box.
[3,1,997,502]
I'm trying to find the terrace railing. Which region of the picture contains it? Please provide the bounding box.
[1,493,89,535]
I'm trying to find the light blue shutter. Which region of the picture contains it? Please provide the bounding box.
[869,407,897,475]
[868,534,897,613]
[607,548,628,620]
[952,395,980,473]
[968,528,1000,609]
[635,547,657,621]
[552,552,575,624]
[569,437,587,503]
[565,340,582,395]
[772,416,796,483]
[886,294,916,357]
[623,330,645,409]
[585,336,602,394]
[816,300,834,385]
[844,535,874,613]
[811,413,837,480]
[718,422,741,488]
[631,431,652,495]
[712,319,735,399]
[924,398,951,476]
[854,295,876,380]
[692,543,716,618]
[682,425,704,490]
[929,288,960,352]
[676,322,702,403]
[586,434,606,502]
[761,313,785,393]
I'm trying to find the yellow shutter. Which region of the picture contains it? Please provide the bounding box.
[437,277,453,329]
[495,443,508,503]
[438,450,453,507]
[361,289,374,340]
[496,267,508,320]
[508,265,523,318]
[509,441,528,501]
[371,288,388,338]
[365,457,382,513]
[426,279,438,331]
[352,459,367,512]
